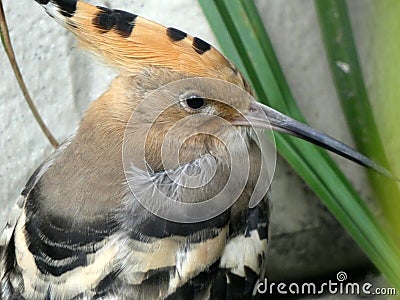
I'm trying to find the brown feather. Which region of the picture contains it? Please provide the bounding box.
[59,2,249,91]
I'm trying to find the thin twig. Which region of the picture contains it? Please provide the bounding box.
[0,1,59,149]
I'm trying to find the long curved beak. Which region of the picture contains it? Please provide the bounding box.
[232,101,393,179]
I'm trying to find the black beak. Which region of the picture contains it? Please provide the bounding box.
[232,101,394,179]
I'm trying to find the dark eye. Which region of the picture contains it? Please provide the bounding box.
[185,96,206,110]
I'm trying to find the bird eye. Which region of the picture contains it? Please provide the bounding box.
[185,96,206,110]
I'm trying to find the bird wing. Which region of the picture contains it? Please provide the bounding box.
[0,138,71,253]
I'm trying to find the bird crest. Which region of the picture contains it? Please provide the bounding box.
[38,0,250,91]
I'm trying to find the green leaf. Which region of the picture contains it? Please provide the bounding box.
[199,0,400,287]
[314,0,400,243]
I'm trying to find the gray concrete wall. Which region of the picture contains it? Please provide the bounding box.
[1,0,376,283]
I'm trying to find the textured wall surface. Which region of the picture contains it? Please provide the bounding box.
[1,0,377,285]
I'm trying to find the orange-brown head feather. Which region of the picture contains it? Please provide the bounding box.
[38,0,251,92]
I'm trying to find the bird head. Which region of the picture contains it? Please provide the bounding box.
[35,0,392,222]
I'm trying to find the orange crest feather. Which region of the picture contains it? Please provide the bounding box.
[40,0,250,91]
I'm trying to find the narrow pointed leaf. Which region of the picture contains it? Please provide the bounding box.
[315,0,400,242]
[199,0,400,287]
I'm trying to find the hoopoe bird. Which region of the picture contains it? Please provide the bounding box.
[0,0,390,299]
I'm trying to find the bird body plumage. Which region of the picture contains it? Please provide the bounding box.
[0,1,269,299]
[2,0,387,299]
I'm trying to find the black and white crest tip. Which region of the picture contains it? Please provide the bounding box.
[35,0,77,18]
